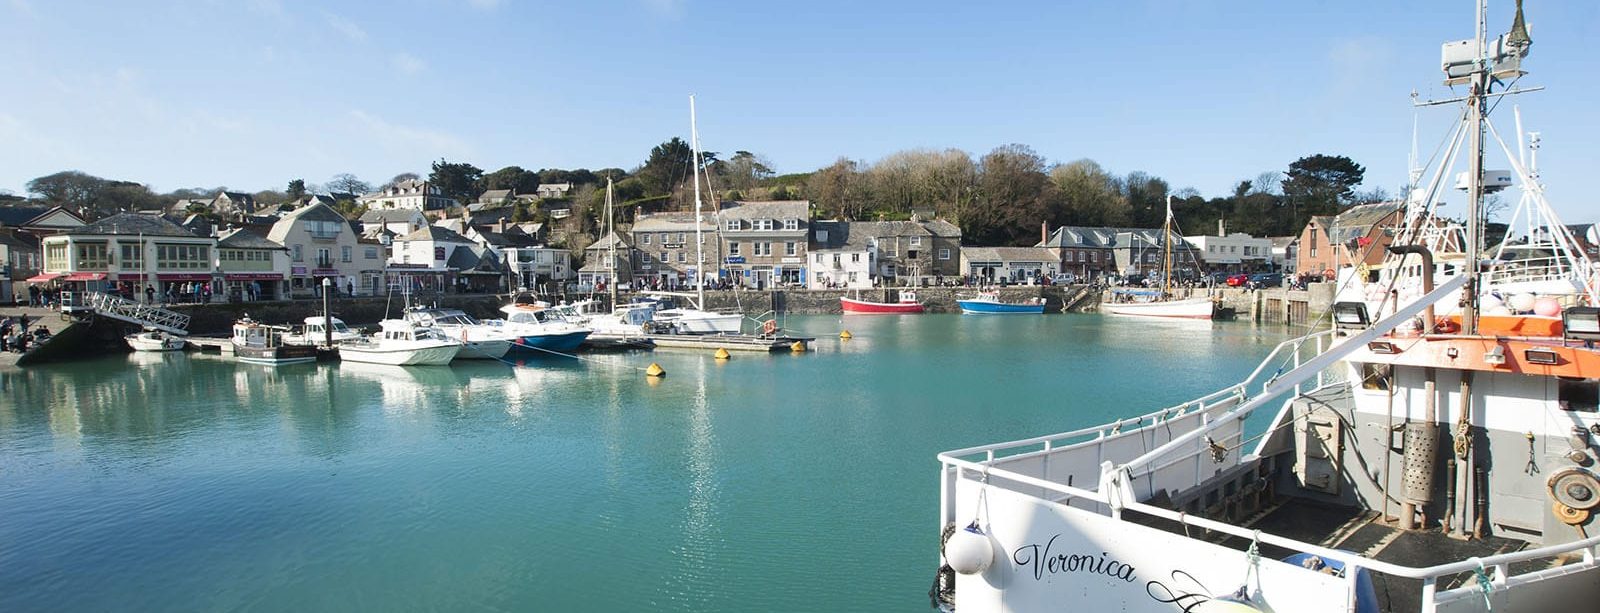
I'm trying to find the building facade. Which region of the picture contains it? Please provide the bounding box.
[719,200,809,288]
[267,203,387,297]
[578,231,634,291]
[215,228,291,300]
[806,221,874,289]
[358,179,455,212]
[39,213,217,301]
[631,212,719,290]
[1183,232,1273,273]
[960,247,1059,284]
[1295,201,1404,278]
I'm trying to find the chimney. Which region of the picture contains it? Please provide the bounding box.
[1041,221,1048,245]
[1218,218,1225,237]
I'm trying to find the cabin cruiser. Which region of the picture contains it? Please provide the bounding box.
[337,319,461,366]
[495,302,592,354]
[282,316,363,346]
[643,292,743,334]
[231,317,318,365]
[402,307,515,360]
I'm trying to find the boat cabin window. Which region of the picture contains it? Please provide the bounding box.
[1559,378,1598,413]
[1359,363,1392,391]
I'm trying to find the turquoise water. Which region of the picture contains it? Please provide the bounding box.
[0,314,1288,611]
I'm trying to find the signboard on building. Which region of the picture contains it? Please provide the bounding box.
[725,256,745,264]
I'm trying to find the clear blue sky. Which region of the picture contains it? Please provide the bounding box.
[1,0,1595,223]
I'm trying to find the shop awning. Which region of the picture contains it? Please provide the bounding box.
[26,272,63,283]
[224,273,285,281]
[64,272,108,281]
[157,273,213,281]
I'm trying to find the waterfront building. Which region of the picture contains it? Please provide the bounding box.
[1108,228,1203,277]
[214,228,290,300]
[1037,226,1119,280]
[959,246,1059,284]
[806,220,874,289]
[1183,231,1273,274]
[358,208,428,238]
[719,200,809,288]
[267,203,387,297]
[357,179,455,212]
[387,225,495,294]
[1294,200,1404,278]
[578,231,635,291]
[39,213,217,300]
[631,212,719,290]
[0,206,85,303]
[1269,236,1300,274]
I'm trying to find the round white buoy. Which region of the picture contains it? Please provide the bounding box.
[1533,297,1562,317]
[1486,305,1513,317]
[1508,293,1536,312]
[946,523,994,575]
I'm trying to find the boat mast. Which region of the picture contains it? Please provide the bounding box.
[1460,0,1490,336]
[1161,195,1173,297]
[605,177,618,309]
[689,94,706,308]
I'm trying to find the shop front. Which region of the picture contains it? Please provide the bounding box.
[157,272,217,304]
[223,272,285,302]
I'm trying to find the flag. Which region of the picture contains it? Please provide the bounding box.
[1357,236,1373,247]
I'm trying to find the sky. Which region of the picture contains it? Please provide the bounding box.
[1,0,1595,224]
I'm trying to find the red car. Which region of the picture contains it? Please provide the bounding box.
[1226,274,1250,287]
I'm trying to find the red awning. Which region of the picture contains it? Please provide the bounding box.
[26,272,63,283]
[64,272,108,281]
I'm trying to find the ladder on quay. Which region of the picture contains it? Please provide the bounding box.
[81,292,191,335]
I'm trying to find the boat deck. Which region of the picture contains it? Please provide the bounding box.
[1143,497,1546,613]
[643,333,813,352]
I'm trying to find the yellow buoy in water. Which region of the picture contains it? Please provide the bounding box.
[714,347,731,360]
[645,362,666,378]
[839,330,853,340]
[791,341,806,353]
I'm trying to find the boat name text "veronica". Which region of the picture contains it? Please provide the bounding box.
[1011,535,1137,583]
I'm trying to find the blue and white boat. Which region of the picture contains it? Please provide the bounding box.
[496,302,593,354]
[956,291,1046,314]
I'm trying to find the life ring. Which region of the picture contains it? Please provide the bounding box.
[761,319,778,336]
[1433,318,1460,334]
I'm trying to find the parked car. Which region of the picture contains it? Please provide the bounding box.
[1226,274,1250,287]
[1248,272,1284,288]
[1050,273,1079,285]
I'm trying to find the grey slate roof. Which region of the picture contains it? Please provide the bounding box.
[585,231,634,251]
[962,246,1057,263]
[359,209,425,223]
[719,200,809,220]
[402,225,473,243]
[809,220,874,251]
[633,212,712,232]
[0,206,49,226]
[921,219,961,238]
[66,213,200,237]
[218,228,286,250]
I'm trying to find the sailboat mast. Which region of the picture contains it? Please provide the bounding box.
[689,94,706,307]
[606,178,618,309]
[1162,195,1173,296]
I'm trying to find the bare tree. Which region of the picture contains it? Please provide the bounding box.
[327,173,373,196]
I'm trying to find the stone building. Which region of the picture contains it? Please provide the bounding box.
[718,200,809,288]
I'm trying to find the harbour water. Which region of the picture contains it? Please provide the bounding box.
[0,314,1289,611]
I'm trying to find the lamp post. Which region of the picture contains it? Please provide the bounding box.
[320,277,332,348]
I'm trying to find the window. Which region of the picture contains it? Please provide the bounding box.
[1310,247,1318,258]
[754,219,774,231]
[815,254,823,263]
[678,251,686,263]
[293,244,303,262]
[725,220,739,231]
[44,243,68,271]
[832,254,841,265]
[156,244,210,270]
[938,248,950,261]
[1090,252,1099,263]
[120,243,144,269]
[783,219,799,231]
[848,271,857,282]
[816,229,829,242]
[1560,379,1598,413]
[307,220,343,239]
[753,242,772,256]
[678,232,686,244]
[342,246,352,263]
[642,233,651,245]
[909,236,922,247]
[785,242,797,256]
[317,248,332,267]
[77,242,109,269]
[728,242,740,256]
[851,253,860,263]
[366,247,379,259]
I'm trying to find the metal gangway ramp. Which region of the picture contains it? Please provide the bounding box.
[82,292,191,335]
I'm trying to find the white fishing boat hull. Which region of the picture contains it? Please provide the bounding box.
[656,309,743,334]
[1102,296,1214,319]
[338,341,461,366]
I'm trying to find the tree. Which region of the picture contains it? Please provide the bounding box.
[383,172,421,190]
[637,137,693,196]
[715,150,775,193]
[428,159,484,204]
[333,197,366,219]
[1122,171,1170,228]
[1282,154,1366,229]
[286,179,306,200]
[27,171,105,210]
[805,158,868,220]
[1049,159,1127,227]
[967,144,1054,245]
[483,166,541,193]
[327,173,372,196]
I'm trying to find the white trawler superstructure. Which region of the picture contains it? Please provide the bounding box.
[933,3,1600,612]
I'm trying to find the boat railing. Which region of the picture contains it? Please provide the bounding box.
[1482,255,1587,287]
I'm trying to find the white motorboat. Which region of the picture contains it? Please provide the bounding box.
[283,316,363,346]
[337,319,461,366]
[402,307,515,360]
[126,329,187,352]
[495,302,593,354]
[934,5,1600,612]
[645,292,743,334]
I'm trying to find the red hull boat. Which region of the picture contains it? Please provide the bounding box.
[840,291,925,314]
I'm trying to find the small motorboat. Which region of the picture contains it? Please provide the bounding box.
[496,302,593,354]
[282,316,363,346]
[126,329,188,351]
[337,319,462,366]
[841,290,925,314]
[957,291,1046,314]
[402,307,515,360]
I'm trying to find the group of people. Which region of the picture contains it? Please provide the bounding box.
[0,314,50,353]
[25,285,60,308]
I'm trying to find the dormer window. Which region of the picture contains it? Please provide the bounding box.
[783,219,799,231]
[725,220,740,231]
